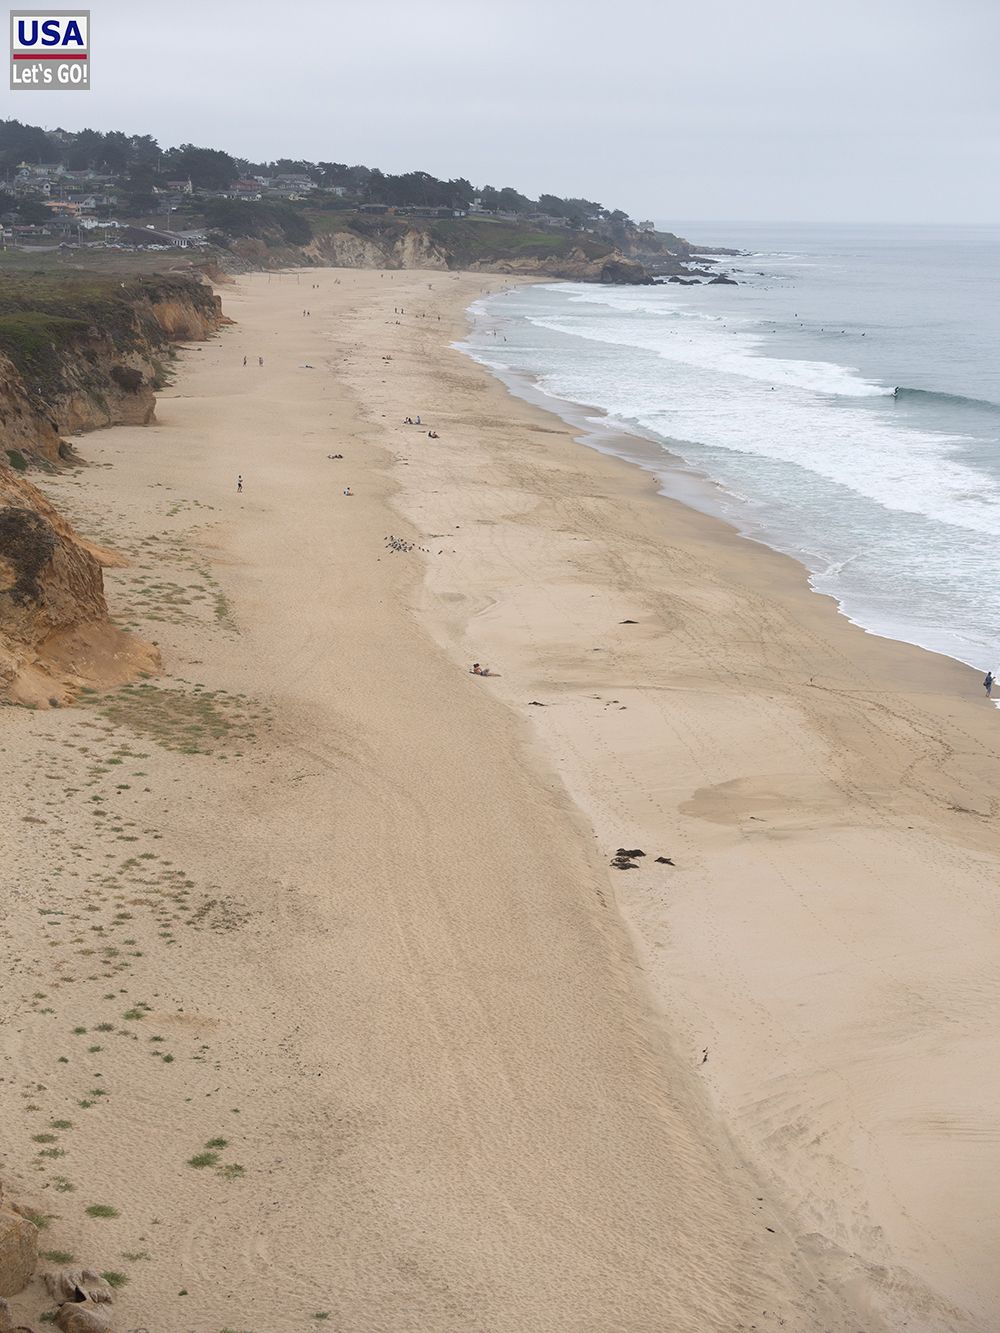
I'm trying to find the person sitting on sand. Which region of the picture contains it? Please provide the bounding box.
[428,430,439,439]
[344,487,353,496]
[404,417,413,424]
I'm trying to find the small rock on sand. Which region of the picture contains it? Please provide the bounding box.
[54,1301,113,1333]
[45,1269,113,1305]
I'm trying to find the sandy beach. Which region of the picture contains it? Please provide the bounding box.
[3,268,1000,1332]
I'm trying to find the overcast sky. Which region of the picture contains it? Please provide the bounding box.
[19,0,1000,224]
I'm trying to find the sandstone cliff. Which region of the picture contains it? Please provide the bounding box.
[0,271,222,704]
[225,216,668,283]
[310,221,657,282]
[0,457,160,706]
[0,272,225,468]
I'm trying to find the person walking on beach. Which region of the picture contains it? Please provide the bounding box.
[258,356,263,367]
[242,355,247,366]
[237,475,243,494]
[984,671,994,697]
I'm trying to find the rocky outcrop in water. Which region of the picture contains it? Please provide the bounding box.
[599,257,655,285]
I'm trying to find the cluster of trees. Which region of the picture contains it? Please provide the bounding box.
[0,119,635,229]
[0,189,49,224]
[0,121,239,189]
[202,198,312,246]
[0,119,59,174]
[241,162,623,224]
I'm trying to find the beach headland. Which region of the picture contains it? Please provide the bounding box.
[2,269,998,1331]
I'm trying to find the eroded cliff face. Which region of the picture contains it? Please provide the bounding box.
[0,462,159,705]
[0,272,222,704]
[461,248,654,283]
[0,347,65,465]
[227,223,660,283]
[306,227,453,270]
[304,229,648,281]
[0,274,225,468]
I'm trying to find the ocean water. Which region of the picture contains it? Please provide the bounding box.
[458,223,1000,671]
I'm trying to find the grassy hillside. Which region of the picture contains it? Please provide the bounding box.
[424,217,613,263]
[0,309,90,380]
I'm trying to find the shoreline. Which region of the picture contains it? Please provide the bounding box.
[459,288,993,678]
[2,268,998,1331]
[359,273,1000,1327]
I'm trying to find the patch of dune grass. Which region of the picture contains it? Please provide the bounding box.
[80,683,265,756]
[85,1203,119,1218]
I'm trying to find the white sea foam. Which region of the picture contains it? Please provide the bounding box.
[504,301,998,539]
[461,266,1000,669]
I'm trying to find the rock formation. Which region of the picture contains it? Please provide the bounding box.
[0,1210,37,1299]
[231,221,664,284]
[43,1270,114,1306]
[0,460,160,706]
[53,1301,113,1333]
[0,271,219,704]
[0,272,224,468]
[599,257,655,285]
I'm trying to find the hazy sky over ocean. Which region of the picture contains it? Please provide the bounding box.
[21,0,1000,223]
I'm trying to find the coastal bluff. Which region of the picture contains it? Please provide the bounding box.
[0,271,225,468]
[0,270,224,705]
[218,212,715,283]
